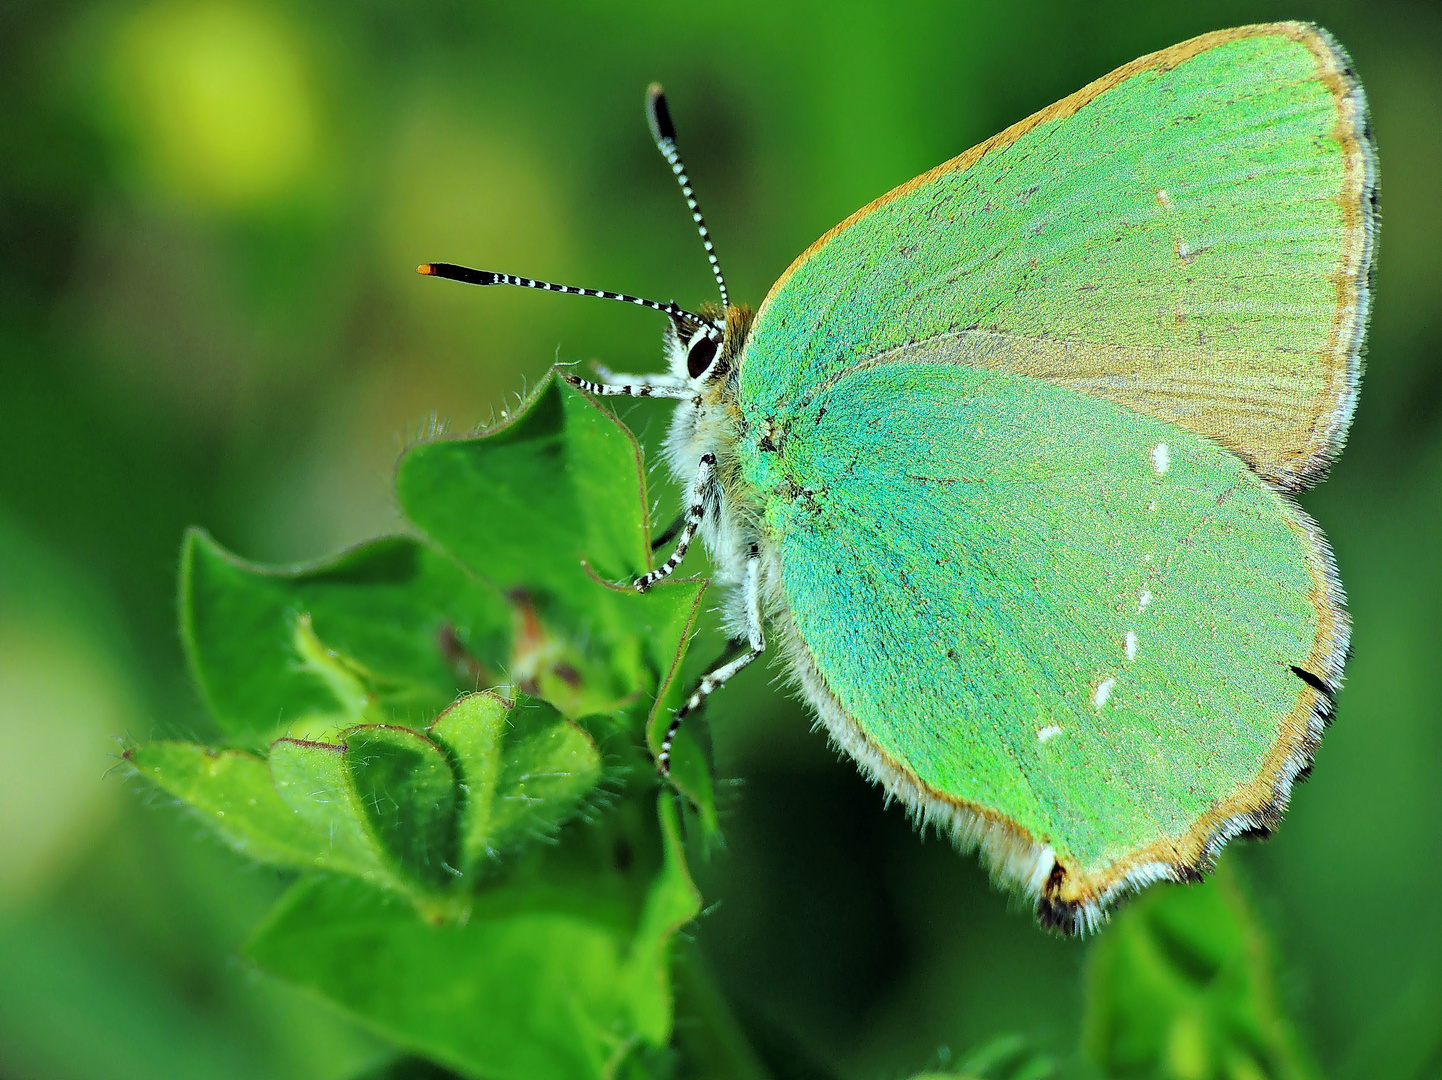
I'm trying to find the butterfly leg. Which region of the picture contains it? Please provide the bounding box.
[650,511,685,551]
[592,363,689,392]
[562,372,691,399]
[658,545,765,776]
[636,452,715,591]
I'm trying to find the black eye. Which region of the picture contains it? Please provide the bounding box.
[687,335,719,378]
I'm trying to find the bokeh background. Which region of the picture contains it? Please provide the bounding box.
[2,1,1439,1077]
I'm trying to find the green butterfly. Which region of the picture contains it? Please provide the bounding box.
[421,22,1377,933]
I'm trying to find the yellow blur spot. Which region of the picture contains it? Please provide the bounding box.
[1164,1008,1210,1080]
[0,616,136,907]
[385,99,571,360]
[110,1,318,208]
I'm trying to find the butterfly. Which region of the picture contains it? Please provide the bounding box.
[419,22,1377,933]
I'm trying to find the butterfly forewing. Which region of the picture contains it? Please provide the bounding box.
[742,24,1375,492]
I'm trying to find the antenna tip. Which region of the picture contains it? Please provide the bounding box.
[417,263,436,275]
[645,82,676,144]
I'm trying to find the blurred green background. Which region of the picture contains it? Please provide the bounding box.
[2,1,1439,1077]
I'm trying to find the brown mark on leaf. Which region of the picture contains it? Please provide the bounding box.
[438,622,493,687]
[507,587,546,696]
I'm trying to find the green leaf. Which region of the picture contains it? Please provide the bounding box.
[427,692,507,864]
[182,530,508,744]
[484,697,605,857]
[247,795,701,1080]
[129,694,607,913]
[125,737,401,891]
[640,589,715,836]
[397,376,651,605]
[1082,854,1319,1080]
[397,375,713,822]
[152,369,722,1070]
[128,736,446,902]
[251,877,636,1080]
[268,737,403,891]
[897,1033,1056,1080]
[344,725,461,890]
[131,732,461,908]
[125,742,339,869]
[180,373,712,823]
[428,691,604,873]
[622,795,702,1044]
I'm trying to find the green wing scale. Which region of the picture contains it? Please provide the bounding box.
[747,358,1342,930]
[735,23,1375,929]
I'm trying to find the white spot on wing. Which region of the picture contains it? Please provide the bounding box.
[1093,677,1115,709]
[1151,443,1170,474]
[1037,724,1062,744]
[1156,189,1173,209]
[1124,631,1139,661]
[1138,589,1153,610]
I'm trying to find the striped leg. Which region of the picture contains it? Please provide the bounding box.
[650,511,686,551]
[592,363,689,392]
[562,372,692,400]
[636,453,715,591]
[658,546,765,776]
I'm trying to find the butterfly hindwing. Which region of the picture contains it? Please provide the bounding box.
[745,357,1342,926]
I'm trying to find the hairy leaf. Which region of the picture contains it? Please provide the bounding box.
[268,737,406,891]
[344,725,461,889]
[397,375,713,824]
[130,697,610,912]
[126,742,338,869]
[182,530,507,744]
[145,368,721,1072]
[428,691,604,872]
[247,795,701,1080]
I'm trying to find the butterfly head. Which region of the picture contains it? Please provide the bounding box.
[666,303,752,387]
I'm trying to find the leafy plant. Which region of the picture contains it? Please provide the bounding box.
[127,371,1324,1079]
[129,375,714,1078]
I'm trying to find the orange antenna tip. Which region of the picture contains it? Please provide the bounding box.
[417,263,436,275]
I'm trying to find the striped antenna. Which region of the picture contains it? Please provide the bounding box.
[417,263,705,325]
[646,83,729,310]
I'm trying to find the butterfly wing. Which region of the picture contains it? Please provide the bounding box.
[741,23,1375,492]
[734,23,1369,928]
[749,358,1342,931]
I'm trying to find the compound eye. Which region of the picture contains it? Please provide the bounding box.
[687,334,719,379]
